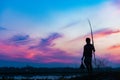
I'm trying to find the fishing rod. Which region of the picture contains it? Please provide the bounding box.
[87,19,95,46]
[87,19,96,65]
[88,19,94,46]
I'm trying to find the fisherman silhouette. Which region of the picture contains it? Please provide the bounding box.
[81,37,95,73]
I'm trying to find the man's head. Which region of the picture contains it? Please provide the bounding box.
[86,37,91,44]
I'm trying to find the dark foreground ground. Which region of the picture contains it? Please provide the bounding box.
[67,71,120,80]
[0,67,120,80]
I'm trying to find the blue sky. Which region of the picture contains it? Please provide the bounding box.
[0,0,120,67]
[1,0,108,38]
[1,0,107,21]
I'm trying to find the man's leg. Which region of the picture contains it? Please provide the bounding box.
[89,62,92,72]
[87,57,92,73]
[84,58,90,72]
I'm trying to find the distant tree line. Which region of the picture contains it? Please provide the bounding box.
[0,66,81,77]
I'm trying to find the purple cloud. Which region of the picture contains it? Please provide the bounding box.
[30,48,80,64]
[113,0,120,7]
[29,32,62,49]
[7,34,31,45]
[62,20,81,29]
[27,32,80,63]
[0,32,80,66]
[0,26,7,31]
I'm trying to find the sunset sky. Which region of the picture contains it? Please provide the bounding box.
[0,0,120,67]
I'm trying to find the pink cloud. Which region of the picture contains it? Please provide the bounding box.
[0,42,76,64]
[0,30,119,67]
[70,28,120,42]
[0,32,80,64]
[107,44,120,50]
[93,28,120,38]
[107,53,120,64]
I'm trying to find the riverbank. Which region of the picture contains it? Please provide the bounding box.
[0,67,119,80]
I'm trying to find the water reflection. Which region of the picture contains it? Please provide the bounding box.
[0,75,78,80]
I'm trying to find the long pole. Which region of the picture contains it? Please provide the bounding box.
[87,19,96,65]
[88,19,94,46]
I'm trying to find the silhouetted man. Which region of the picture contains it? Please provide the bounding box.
[81,38,95,73]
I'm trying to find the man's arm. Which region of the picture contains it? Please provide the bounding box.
[92,44,95,52]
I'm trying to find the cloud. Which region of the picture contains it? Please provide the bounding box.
[0,32,79,64]
[71,28,120,42]
[27,32,80,63]
[7,34,31,45]
[10,35,29,41]
[0,33,69,64]
[62,20,81,29]
[107,44,120,50]
[93,28,120,38]
[0,26,7,31]
[31,48,79,63]
[29,32,62,49]
[113,0,120,6]
[41,32,62,46]
[1,0,120,67]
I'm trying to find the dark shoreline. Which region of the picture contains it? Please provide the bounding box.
[0,67,118,76]
[0,67,120,80]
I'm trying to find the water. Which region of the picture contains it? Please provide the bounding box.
[0,75,78,80]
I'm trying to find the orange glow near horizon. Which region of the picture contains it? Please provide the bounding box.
[0,27,119,67]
